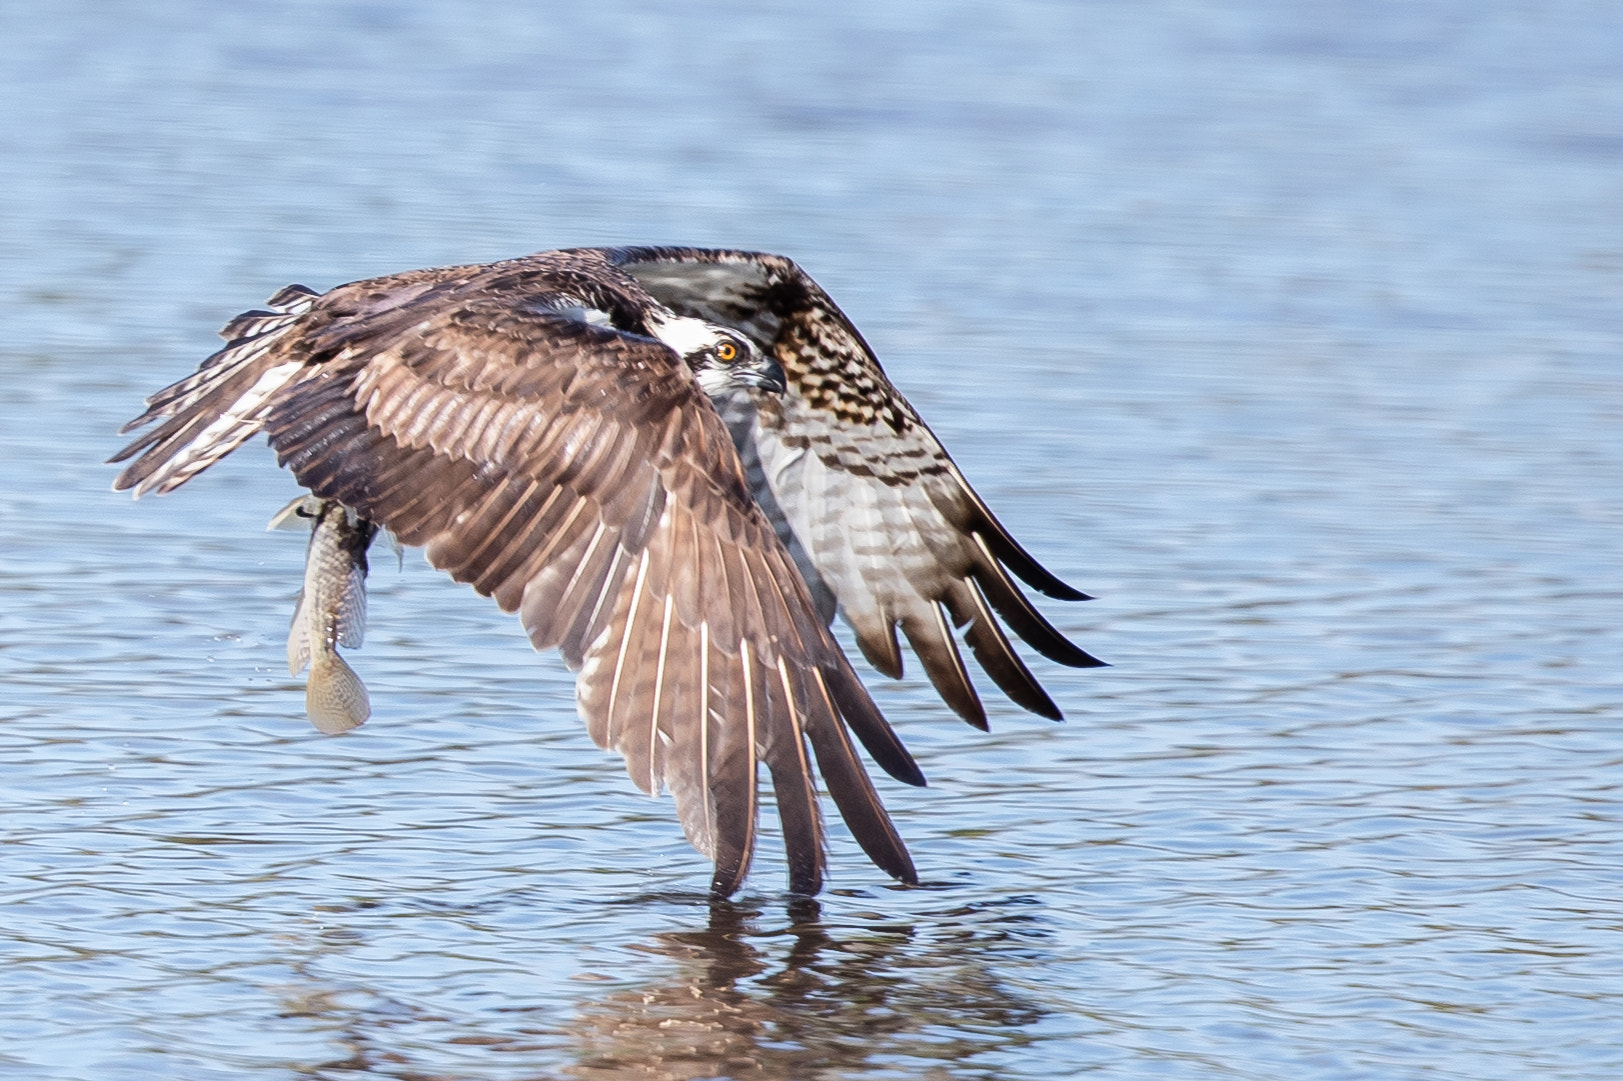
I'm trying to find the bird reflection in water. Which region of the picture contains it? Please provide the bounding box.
[281,895,1050,1080]
[566,897,838,1079]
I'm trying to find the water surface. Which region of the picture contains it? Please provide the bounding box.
[3,2,1621,1078]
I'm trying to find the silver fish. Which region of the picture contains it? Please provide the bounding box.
[271,495,378,734]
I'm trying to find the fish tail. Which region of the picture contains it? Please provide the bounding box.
[305,650,371,735]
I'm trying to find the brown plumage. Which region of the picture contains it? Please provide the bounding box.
[110,246,1103,896]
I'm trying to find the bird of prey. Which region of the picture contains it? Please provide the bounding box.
[110,246,1103,896]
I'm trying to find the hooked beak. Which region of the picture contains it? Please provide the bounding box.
[733,355,788,395]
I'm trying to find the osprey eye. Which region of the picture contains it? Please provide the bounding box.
[715,340,739,363]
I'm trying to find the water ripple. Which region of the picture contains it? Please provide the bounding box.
[6,1,1623,1078]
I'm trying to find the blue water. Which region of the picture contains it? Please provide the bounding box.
[3,2,1622,1078]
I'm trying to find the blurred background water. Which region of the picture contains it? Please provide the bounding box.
[3,1,1622,1078]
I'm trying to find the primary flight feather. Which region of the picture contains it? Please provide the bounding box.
[110,246,1103,896]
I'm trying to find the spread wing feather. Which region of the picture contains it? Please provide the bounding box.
[111,253,925,896]
[611,247,1104,731]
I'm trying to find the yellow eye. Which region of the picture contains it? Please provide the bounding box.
[715,341,738,363]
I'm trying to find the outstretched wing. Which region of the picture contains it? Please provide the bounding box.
[611,246,1104,732]
[112,262,925,897]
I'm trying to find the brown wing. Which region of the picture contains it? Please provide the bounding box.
[110,257,513,496]
[611,247,1104,732]
[113,264,924,897]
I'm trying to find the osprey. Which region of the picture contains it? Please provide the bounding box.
[111,246,1103,896]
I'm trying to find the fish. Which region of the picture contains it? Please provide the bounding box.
[271,495,378,734]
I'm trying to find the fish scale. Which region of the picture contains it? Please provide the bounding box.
[284,497,378,735]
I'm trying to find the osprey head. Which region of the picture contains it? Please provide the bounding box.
[647,313,787,397]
